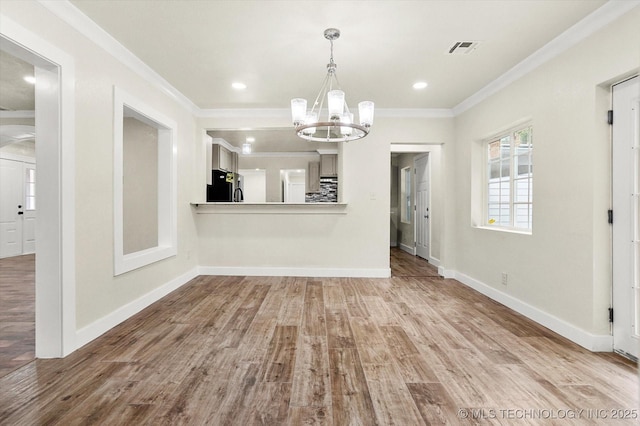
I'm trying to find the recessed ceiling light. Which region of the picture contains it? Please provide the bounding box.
[232,82,247,90]
[23,76,36,84]
[413,81,428,90]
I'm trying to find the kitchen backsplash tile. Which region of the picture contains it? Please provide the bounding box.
[305,177,338,203]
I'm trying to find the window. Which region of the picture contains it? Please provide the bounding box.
[401,166,411,224]
[486,125,533,230]
[25,166,36,210]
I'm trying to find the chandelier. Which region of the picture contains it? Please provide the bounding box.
[290,28,374,142]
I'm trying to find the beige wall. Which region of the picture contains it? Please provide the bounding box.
[122,117,158,254]
[197,115,453,272]
[239,154,319,202]
[450,7,639,335]
[1,1,199,330]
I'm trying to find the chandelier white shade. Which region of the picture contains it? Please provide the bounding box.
[291,28,374,142]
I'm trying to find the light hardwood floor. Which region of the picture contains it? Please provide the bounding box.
[0,249,637,425]
[0,254,35,377]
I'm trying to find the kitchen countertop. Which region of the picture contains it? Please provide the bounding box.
[191,202,348,214]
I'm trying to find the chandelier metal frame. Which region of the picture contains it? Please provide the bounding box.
[291,28,374,143]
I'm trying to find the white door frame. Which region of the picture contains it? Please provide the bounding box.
[1,15,76,357]
[612,75,639,359]
[390,144,436,261]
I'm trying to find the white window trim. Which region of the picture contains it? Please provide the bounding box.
[113,87,177,275]
[482,123,533,234]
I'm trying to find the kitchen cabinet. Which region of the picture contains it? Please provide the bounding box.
[307,161,320,192]
[320,154,338,177]
[212,144,233,172]
[231,151,238,174]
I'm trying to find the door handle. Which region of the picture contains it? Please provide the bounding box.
[18,211,24,215]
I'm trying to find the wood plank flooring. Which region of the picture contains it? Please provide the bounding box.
[1,249,638,425]
[0,254,35,377]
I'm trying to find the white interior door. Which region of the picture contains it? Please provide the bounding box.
[612,76,639,359]
[0,158,24,258]
[415,154,429,260]
[0,158,36,258]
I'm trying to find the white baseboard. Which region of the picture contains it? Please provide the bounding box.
[198,266,391,278]
[399,243,415,255]
[428,256,440,267]
[438,266,456,279]
[453,271,612,352]
[75,267,199,349]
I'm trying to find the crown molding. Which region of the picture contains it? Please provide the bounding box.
[37,0,638,121]
[376,108,454,118]
[198,107,455,119]
[0,110,35,118]
[210,137,240,153]
[316,149,338,155]
[452,0,640,116]
[197,108,291,119]
[37,0,199,115]
[241,151,320,158]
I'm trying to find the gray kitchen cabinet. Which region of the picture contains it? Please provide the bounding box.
[230,151,238,174]
[320,154,338,177]
[212,144,232,172]
[307,161,320,192]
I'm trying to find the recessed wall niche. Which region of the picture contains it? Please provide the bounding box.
[113,87,177,275]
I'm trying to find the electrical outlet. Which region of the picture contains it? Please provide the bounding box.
[501,272,508,286]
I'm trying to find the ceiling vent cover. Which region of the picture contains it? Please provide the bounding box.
[448,41,480,55]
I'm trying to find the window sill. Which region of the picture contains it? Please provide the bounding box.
[474,225,532,236]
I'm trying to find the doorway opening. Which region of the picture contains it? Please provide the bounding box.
[390,144,441,277]
[0,48,36,376]
[1,17,76,360]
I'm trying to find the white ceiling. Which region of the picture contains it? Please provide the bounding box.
[68,0,608,110]
[208,128,337,153]
[0,50,34,111]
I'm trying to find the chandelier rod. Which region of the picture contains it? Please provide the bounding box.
[311,72,331,116]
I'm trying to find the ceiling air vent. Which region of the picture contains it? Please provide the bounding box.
[448,41,480,55]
